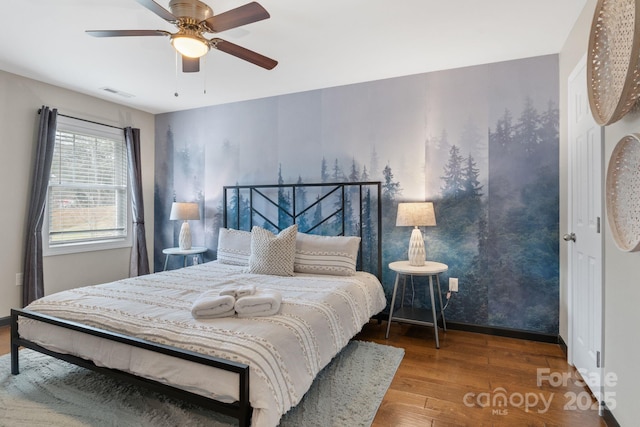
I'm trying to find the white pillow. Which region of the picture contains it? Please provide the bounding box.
[216,228,251,266]
[246,224,298,276]
[294,232,361,276]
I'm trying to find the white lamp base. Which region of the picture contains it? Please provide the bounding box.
[407,226,426,266]
[179,220,192,250]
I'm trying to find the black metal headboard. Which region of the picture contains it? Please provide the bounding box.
[223,182,382,279]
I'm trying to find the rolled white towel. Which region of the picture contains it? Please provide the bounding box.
[236,284,257,298]
[195,308,236,319]
[191,291,236,319]
[235,289,282,318]
[220,284,256,298]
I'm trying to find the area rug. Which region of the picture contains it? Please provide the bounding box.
[0,340,403,426]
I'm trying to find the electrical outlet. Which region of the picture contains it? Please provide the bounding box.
[16,272,23,287]
[449,277,458,292]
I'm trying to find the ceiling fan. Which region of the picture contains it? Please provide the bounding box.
[87,0,278,73]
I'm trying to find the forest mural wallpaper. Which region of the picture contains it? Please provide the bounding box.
[155,54,559,334]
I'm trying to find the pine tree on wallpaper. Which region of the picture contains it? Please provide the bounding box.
[435,145,488,324]
[485,98,559,333]
[276,165,292,231]
[361,187,378,275]
[320,157,329,183]
[332,159,342,182]
[225,185,251,230]
[312,195,323,233]
[463,155,482,198]
[329,189,344,236]
[379,164,405,291]
[441,145,465,199]
[295,176,311,233]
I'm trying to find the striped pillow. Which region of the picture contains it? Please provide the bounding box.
[216,228,251,266]
[294,233,361,276]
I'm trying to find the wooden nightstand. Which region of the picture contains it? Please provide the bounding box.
[385,260,448,348]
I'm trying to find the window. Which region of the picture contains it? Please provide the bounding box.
[44,116,131,255]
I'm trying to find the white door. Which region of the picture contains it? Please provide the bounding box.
[567,54,604,403]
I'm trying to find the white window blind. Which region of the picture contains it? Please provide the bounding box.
[46,116,130,253]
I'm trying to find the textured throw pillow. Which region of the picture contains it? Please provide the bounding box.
[294,232,361,276]
[246,224,298,276]
[216,228,252,266]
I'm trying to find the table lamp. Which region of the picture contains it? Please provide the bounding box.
[396,202,436,266]
[170,202,200,250]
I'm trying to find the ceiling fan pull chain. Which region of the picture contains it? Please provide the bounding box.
[203,55,207,95]
[174,51,180,97]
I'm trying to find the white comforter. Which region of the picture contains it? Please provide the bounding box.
[19,261,386,427]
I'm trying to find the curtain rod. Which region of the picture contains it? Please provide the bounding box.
[38,108,124,131]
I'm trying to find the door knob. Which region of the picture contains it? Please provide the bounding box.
[563,233,576,242]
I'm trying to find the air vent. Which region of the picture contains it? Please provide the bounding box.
[100,87,135,98]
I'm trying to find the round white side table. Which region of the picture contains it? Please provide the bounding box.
[162,247,208,270]
[386,260,448,348]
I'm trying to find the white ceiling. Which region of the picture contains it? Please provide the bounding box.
[0,0,588,114]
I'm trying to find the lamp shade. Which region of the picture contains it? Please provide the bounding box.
[170,202,200,221]
[396,202,436,227]
[170,202,200,250]
[396,202,436,266]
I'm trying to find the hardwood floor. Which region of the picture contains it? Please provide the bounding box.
[1,323,606,426]
[356,322,606,427]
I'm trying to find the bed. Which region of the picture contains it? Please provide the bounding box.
[11,182,385,427]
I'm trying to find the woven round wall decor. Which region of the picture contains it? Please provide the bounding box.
[587,0,640,125]
[606,133,640,252]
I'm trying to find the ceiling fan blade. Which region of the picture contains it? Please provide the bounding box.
[86,30,169,37]
[212,38,277,70]
[136,0,177,22]
[204,2,270,33]
[182,56,200,73]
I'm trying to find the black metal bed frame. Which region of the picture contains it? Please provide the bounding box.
[223,181,383,279]
[10,309,252,425]
[10,181,382,427]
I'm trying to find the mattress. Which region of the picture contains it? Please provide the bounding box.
[19,261,386,427]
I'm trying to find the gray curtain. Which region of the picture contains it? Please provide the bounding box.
[125,127,150,276]
[22,106,57,307]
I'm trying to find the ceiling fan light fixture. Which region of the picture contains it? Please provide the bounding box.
[171,34,209,58]
[87,1,277,72]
